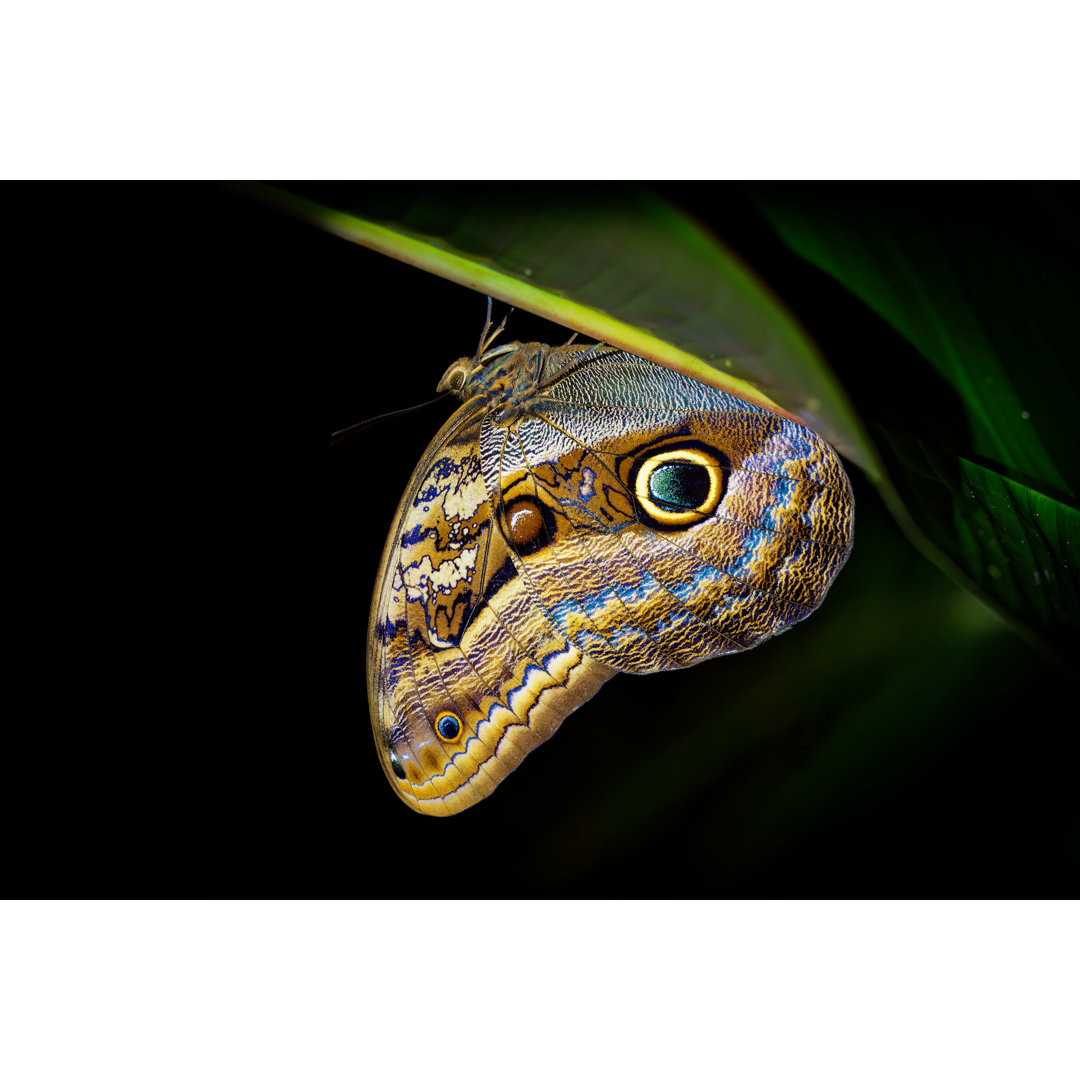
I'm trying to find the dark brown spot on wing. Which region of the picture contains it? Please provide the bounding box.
[505,497,544,548]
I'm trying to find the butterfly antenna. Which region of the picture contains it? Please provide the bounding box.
[329,392,452,446]
[475,297,513,362]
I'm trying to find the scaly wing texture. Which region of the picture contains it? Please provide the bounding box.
[494,351,854,674]
[368,406,613,817]
[368,349,853,816]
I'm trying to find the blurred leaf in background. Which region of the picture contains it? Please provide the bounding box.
[252,181,875,467]
[745,184,1080,656]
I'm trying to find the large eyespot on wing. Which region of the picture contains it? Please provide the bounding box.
[495,350,854,675]
[631,446,727,526]
[367,407,614,817]
[491,432,744,673]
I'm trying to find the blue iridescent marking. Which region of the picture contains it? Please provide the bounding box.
[721,529,767,578]
[506,664,547,713]
[400,521,436,546]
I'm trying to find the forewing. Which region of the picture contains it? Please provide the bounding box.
[367,404,613,817]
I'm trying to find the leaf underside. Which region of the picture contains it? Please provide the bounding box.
[268,181,1077,653]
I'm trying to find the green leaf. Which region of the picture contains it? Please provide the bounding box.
[746,186,1079,653]
[882,434,1080,649]
[251,182,1077,652]
[242,182,877,475]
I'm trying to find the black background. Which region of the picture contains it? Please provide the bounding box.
[92,184,1076,896]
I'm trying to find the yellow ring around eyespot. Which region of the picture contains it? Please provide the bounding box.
[434,710,464,743]
[634,448,724,526]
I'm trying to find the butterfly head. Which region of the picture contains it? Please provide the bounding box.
[437,341,550,423]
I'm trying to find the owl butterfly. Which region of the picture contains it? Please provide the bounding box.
[368,312,854,816]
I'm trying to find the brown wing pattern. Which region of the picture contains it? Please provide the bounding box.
[367,344,854,816]
[367,404,613,817]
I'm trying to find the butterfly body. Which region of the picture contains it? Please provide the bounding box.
[368,339,854,816]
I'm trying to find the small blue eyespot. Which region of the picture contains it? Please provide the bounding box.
[436,712,463,742]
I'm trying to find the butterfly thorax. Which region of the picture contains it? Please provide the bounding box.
[437,341,561,425]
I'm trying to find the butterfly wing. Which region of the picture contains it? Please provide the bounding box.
[491,349,854,675]
[367,402,614,817]
[368,347,854,817]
